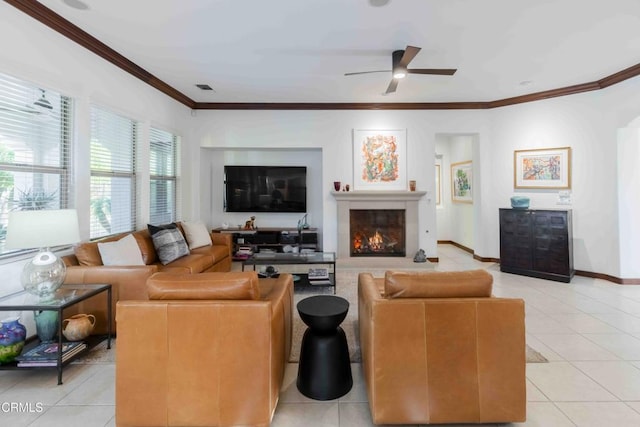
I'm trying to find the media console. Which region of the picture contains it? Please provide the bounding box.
[212,227,319,259]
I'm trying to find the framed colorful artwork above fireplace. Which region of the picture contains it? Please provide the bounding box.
[352,129,407,191]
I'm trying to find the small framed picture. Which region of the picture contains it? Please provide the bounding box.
[451,161,472,203]
[514,147,571,189]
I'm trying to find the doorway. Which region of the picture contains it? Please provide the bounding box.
[435,133,477,252]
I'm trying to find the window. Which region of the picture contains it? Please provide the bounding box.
[149,128,180,224]
[90,106,137,239]
[0,73,73,256]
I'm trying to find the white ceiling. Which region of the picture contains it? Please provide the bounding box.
[36,0,640,104]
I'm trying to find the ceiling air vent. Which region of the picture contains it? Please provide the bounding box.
[195,84,214,91]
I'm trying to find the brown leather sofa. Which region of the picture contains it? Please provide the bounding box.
[61,225,232,334]
[115,271,293,427]
[358,270,526,425]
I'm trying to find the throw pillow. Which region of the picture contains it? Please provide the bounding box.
[181,220,212,250]
[148,223,190,265]
[97,234,145,266]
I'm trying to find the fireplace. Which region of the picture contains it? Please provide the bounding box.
[332,190,425,259]
[350,209,405,257]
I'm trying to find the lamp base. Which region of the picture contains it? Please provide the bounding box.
[21,248,66,298]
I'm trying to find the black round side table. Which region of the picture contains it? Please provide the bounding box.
[296,295,353,400]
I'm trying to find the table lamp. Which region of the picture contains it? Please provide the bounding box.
[5,209,80,299]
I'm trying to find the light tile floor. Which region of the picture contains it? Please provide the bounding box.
[3,244,640,426]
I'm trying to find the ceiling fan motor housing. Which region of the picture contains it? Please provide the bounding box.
[392,50,405,74]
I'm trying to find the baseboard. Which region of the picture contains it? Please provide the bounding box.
[574,270,640,285]
[438,242,640,285]
[438,240,473,254]
[437,241,499,263]
[473,254,501,263]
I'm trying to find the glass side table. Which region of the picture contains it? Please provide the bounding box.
[0,284,112,385]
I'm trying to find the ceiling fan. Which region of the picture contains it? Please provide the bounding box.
[345,45,457,94]
[0,89,54,116]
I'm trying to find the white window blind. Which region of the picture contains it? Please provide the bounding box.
[0,73,73,257]
[90,106,137,239]
[149,127,180,225]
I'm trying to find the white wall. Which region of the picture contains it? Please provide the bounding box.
[188,79,640,278]
[617,126,640,278]
[188,109,491,257]
[0,4,191,298]
[486,77,640,277]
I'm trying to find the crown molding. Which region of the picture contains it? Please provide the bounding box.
[486,81,603,109]
[7,0,640,111]
[5,0,197,109]
[193,102,490,110]
[598,62,640,89]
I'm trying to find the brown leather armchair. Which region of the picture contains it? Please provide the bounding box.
[358,270,526,425]
[115,271,293,427]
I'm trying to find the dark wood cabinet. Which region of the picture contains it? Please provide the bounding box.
[499,209,574,282]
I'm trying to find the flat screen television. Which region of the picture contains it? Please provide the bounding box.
[224,166,307,213]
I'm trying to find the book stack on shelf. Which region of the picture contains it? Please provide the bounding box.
[16,341,86,367]
[234,245,253,260]
[308,268,331,285]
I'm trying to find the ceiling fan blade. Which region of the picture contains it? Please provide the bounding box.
[344,70,390,76]
[398,46,421,68]
[408,68,457,76]
[385,79,399,94]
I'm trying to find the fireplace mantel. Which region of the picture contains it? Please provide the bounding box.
[331,190,426,202]
[332,191,425,259]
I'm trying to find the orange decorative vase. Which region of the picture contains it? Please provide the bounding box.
[62,314,95,341]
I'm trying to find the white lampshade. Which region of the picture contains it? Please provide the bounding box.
[5,209,80,249]
[5,209,81,298]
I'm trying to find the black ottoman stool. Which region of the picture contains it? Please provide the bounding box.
[296,295,353,400]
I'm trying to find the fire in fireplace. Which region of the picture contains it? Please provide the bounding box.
[350,209,406,257]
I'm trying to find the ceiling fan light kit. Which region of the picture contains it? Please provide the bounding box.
[393,69,407,79]
[33,90,53,112]
[346,45,457,94]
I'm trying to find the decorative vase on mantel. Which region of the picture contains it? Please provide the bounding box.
[0,316,27,364]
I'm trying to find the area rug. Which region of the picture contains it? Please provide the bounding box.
[76,266,548,365]
[72,339,115,364]
[290,267,548,363]
[78,334,546,365]
[289,312,547,363]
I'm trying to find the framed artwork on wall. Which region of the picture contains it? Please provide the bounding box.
[451,160,472,203]
[514,146,571,189]
[435,164,441,205]
[352,129,407,190]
